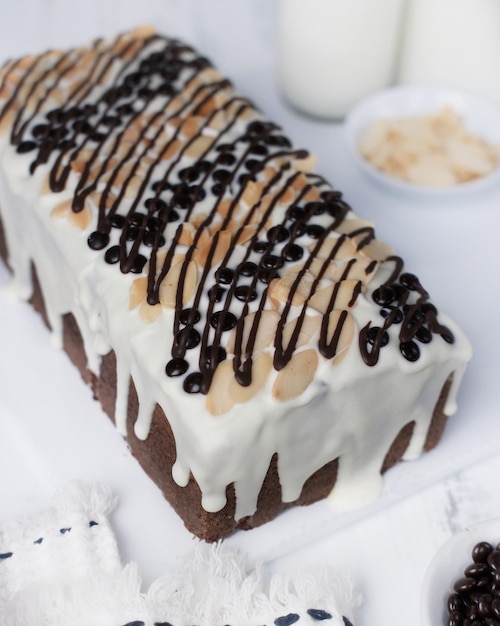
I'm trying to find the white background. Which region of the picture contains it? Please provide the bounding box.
[0,2,499,625]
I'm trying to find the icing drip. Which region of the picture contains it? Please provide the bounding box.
[0,28,472,519]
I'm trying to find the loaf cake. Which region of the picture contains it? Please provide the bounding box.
[0,27,472,540]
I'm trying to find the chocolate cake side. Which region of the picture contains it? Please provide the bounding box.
[0,29,471,541]
[0,213,450,540]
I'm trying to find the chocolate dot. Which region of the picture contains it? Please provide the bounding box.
[415,326,432,344]
[249,143,268,156]
[178,167,199,182]
[305,201,326,216]
[219,152,236,166]
[179,308,201,325]
[165,358,189,377]
[210,311,237,331]
[143,233,166,247]
[125,226,140,242]
[246,120,269,136]
[400,272,420,290]
[306,224,325,239]
[286,206,306,221]
[176,327,201,350]
[380,305,403,324]
[213,169,231,183]
[421,302,438,315]
[245,158,261,173]
[104,245,120,264]
[204,345,227,366]
[215,267,235,284]
[88,231,110,250]
[211,182,225,196]
[267,226,289,243]
[16,140,37,153]
[257,267,275,284]
[32,124,50,138]
[130,254,147,274]
[237,261,258,277]
[208,285,226,303]
[372,285,396,306]
[110,214,125,229]
[366,326,389,347]
[235,285,258,302]
[253,240,269,254]
[262,254,284,270]
[282,243,304,262]
[265,134,292,147]
[183,372,202,393]
[400,340,420,362]
[145,197,168,212]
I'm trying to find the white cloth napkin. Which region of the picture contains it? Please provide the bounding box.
[0,483,359,626]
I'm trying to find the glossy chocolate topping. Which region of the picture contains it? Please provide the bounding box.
[0,29,454,399]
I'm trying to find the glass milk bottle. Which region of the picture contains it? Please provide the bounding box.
[276,0,406,119]
[399,0,500,104]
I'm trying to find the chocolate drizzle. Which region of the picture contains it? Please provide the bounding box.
[0,28,455,399]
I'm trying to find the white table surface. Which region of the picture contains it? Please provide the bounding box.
[0,2,500,625]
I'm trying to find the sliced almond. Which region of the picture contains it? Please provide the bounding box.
[307,258,345,282]
[232,352,272,404]
[292,154,317,173]
[131,25,157,39]
[276,185,295,206]
[178,222,195,247]
[342,257,378,284]
[161,138,181,161]
[272,349,318,402]
[302,185,320,202]
[50,199,71,220]
[139,300,163,323]
[159,260,197,309]
[232,224,256,245]
[335,217,375,237]
[290,172,308,191]
[327,309,355,365]
[206,359,236,416]
[129,277,148,310]
[227,310,280,355]
[241,180,265,208]
[208,110,226,131]
[308,278,360,314]
[263,166,278,182]
[189,212,209,230]
[310,235,357,260]
[216,197,234,219]
[181,116,202,138]
[193,230,231,268]
[281,314,320,350]
[185,135,213,158]
[68,205,92,230]
[269,270,315,307]
[359,237,394,261]
[124,174,143,199]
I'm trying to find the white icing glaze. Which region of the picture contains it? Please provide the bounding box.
[0,35,472,525]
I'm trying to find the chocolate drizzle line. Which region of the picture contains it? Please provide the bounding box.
[0,29,455,398]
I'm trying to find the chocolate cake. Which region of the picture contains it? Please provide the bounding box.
[0,27,472,540]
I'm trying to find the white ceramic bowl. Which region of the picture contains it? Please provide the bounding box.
[420,518,500,626]
[343,85,500,197]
